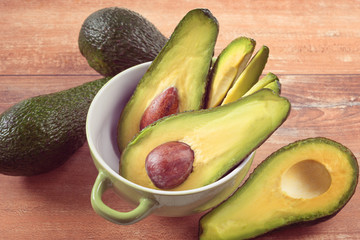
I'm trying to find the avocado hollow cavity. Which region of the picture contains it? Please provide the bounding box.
[281,160,332,199]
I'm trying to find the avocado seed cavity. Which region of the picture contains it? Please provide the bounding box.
[281,160,332,199]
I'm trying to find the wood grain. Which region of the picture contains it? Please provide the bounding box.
[1,0,360,75]
[0,0,359,239]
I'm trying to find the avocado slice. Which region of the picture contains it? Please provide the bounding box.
[221,45,269,105]
[0,77,111,176]
[264,79,281,95]
[117,9,219,152]
[120,89,291,191]
[78,7,168,77]
[199,137,359,239]
[242,72,279,97]
[206,37,256,108]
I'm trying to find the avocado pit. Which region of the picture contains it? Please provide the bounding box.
[140,87,179,130]
[145,141,194,189]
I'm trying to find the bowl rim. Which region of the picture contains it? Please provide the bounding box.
[86,62,253,196]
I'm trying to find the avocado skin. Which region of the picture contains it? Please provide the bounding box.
[199,137,359,239]
[0,77,111,176]
[78,7,168,77]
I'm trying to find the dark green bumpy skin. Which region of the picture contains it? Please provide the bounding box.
[0,77,110,176]
[78,7,168,77]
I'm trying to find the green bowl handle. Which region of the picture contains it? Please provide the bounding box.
[91,171,157,225]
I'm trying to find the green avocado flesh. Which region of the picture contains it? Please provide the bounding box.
[264,79,281,95]
[221,45,269,105]
[0,77,111,176]
[199,137,359,239]
[78,7,168,77]
[243,72,279,97]
[117,9,219,152]
[120,89,291,191]
[206,37,256,108]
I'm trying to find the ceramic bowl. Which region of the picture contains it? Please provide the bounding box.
[86,62,254,225]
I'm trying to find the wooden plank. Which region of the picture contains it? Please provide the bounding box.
[1,0,360,75]
[0,75,102,109]
[272,74,360,157]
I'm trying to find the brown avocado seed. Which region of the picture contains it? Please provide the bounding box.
[140,87,179,130]
[145,141,194,189]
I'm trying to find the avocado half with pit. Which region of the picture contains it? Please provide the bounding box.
[117,8,219,152]
[199,137,359,239]
[120,89,291,191]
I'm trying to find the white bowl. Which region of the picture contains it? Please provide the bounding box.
[86,62,254,225]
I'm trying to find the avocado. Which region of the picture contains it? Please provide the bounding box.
[0,77,111,176]
[264,79,281,95]
[206,37,256,108]
[117,8,219,152]
[221,45,269,105]
[78,7,168,77]
[242,72,279,97]
[199,137,359,239]
[120,89,291,191]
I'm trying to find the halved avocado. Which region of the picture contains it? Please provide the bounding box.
[221,45,269,105]
[206,37,256,108]
[199,137,359,239]
[120,89,291,191]
[117,8,219,152]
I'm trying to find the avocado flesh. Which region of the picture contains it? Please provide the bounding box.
[242,72,278,97]
[221,45,269,105]
[199,137,359,239]
[206,37,256,108]
[264,79,281,95]
[117,8,219,152]
[78,7,168,77]
[0,77,111,176]
[120,89,291,191]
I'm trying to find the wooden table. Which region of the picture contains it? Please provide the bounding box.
[1,1,359,239]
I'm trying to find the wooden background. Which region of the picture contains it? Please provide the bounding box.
[1,0,359,239]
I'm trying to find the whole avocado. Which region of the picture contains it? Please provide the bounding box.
[78,7,168,77]
[0,77,110,176]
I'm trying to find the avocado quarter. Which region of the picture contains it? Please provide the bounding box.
[199,137,359,239]
[0,77,110,176]
[264,79,281,95]
[206,36,256,108]
[221,45,269,105]
[242,72,279,97]
[78,7,168,77]
[120,89,291,191]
